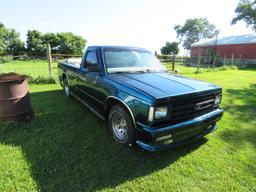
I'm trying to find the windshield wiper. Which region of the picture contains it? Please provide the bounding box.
[110,69,167,74]
[110,71,147,74]
[109,71,126,74]
[135,69,166,73]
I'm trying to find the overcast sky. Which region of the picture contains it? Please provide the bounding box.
[0,0,254,54]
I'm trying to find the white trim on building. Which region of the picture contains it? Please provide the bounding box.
[192,34,256,47]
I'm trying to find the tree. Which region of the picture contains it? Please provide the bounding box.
[42,33,60,53]
[0,22,24,55]
[1,21,86,57]
[27,31,86,56]
[26,30,45,56]
[174,18,219,51]
[231,0,256,31]
[161,42,179,55]
[5,29,25,55]
[0,23,6,55]
[56,32,86,55]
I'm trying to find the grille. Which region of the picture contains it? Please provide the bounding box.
[154,93,216,127]
[170,94,215,123]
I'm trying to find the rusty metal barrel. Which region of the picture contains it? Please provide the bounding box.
[0,73,34,121]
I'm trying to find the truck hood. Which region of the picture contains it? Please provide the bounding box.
[108,72,221,99]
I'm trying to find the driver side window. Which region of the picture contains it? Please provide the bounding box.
[83,51,98,68]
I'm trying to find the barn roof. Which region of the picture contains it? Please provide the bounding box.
[192,34,256,47]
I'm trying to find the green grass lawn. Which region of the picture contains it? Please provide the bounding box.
[0,60,58,78]
[0,63,256,191]
[0,60,234,78]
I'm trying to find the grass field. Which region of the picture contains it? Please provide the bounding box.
[0,61,255,191]
[0,60,236,78]
[0,60,58,78]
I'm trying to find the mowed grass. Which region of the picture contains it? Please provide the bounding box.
[0,61,256,191]
[0,60,58,78]
[164,62,238,75]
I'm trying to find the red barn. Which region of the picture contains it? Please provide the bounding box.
[191,34,256,59]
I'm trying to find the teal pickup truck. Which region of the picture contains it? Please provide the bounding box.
[58,46,224,152]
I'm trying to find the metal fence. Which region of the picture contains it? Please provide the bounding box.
[158,54,256,73]
[0,50,83,79]
[0,60,58,79]
[1,51,256,81]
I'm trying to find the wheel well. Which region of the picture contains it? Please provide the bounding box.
[106,97,135,126]
[106,98,120,115]
[62,73,67,81]
[61,73,68,86]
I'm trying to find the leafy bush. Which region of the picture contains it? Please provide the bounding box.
[194,65,238,74]
[26,75,58,84]
[195,69,203,74]
[0,56,13,63]
[230,65,238,70]
[217,65,238,71]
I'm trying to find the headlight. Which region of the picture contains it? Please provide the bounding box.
[148,106,154,122]
[155,106,168,119]
[214,94,222,106]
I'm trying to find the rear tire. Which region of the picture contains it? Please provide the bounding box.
[63,77,71,97]
[108,105,135,146]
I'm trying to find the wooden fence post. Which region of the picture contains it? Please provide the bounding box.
[231,53,234,66]
[213,57,216,68]
[172,54,176,72]
[197,54,201,73]
[239,54,242,67]
[47,43,52,75]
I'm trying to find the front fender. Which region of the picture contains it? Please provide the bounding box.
[106,91,152,126]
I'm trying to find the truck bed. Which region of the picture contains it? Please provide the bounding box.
[59,58,82,69]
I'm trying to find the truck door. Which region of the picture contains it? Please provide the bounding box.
[66,66,80,95]
[78,49,105,114]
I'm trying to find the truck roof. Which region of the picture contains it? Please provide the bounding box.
[87,45,149,51]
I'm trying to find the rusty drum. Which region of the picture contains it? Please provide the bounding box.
[0,73,34,121]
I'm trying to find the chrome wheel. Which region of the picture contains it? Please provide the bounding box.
[112,111,128,141]
[108,105,135,146]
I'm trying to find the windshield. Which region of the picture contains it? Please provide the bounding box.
[104,48,166,73]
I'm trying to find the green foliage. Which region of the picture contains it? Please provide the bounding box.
[0,60,58,78]
[0,21,86,57]
[0,22,25,55]
[231,0,256,31]
[26,30,45,56]
[195,69,203,74]
[42,32,60,52]
[204,65,238,72]
[0,60,58,84]
[56,32,86,55]
[0,23,4,55]
[158,55,173,60]
[0,56,13,63]
[160,42,179,55]
[26,30,86,56]
[174,18,219,50]
[164,63,238,74]
[26,75,58,84]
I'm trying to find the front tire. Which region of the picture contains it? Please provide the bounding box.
[108,105,135,146]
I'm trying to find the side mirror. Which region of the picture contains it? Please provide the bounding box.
[87,64,100,72]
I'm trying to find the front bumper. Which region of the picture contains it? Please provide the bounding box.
[136,108,224,152]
